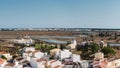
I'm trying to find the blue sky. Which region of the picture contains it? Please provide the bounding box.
[0,0,120,28]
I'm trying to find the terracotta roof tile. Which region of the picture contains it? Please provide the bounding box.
[0,51,7,54]
[50,60,57,63]
[54,65,60,68]
[0,58,6,64]
[37,58,47,62]
[32,50,40,54]
[5,63,15,67]
[25,51,32,53]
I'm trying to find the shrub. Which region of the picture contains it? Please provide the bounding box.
[101,47,116,55]
[1,55,7,60]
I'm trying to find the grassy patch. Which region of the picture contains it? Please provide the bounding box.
[35,43,57,54]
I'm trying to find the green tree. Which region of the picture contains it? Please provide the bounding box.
[1,55,7,60]
[80,42,100,59]
[60,45,66,50]
[90,43,100,53]
[101,47,116,55]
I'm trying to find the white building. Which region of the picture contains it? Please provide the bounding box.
[13,57,32,68]
[47,60,61,68]
[62,61,89,68]
[71,54,81,62]
[14,36,34,45]
[94,52,104,60]
[107,59,120,68]
[22,50,44,60]
[4,62,23,68]
[55,49,72,60]
[0,58,23,68]
[30,58,47,68]
[63,54,89,68]
[79,60,89,68]
[93,52,108,68]
[23,47,35,52]
[62,62,76,68]
[99,41,107,47]
[22,47,45,60]
[64,54,81,62]
[67,39,77,49]
[50,48,61,57]
[0,58,7,68]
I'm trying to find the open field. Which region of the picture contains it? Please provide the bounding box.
[0,31,81,39]
[0,30,120,43]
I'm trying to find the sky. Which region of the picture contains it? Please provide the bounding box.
[0,0,120,28]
